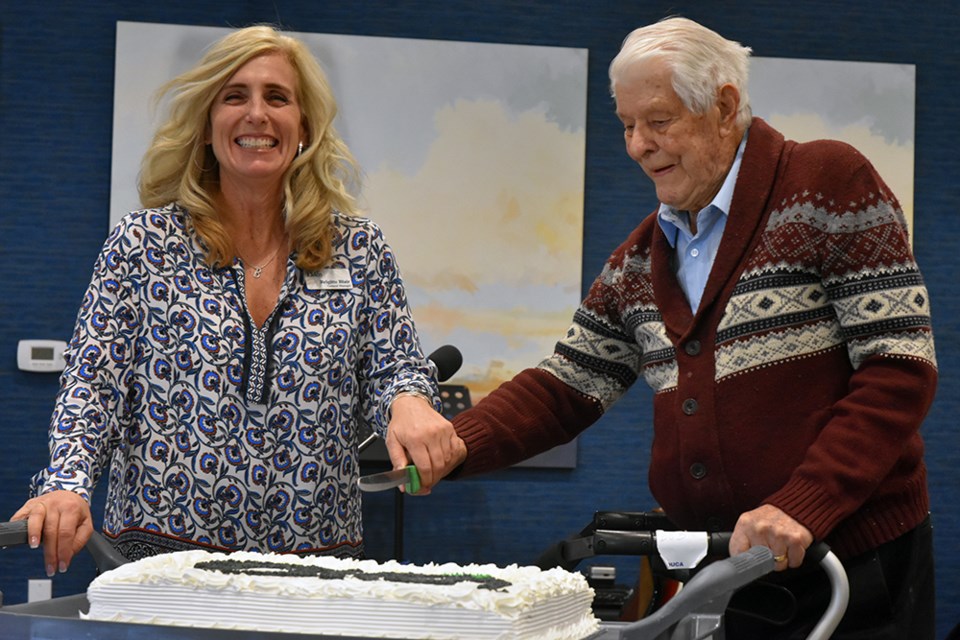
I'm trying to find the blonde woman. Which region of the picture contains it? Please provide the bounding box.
[14,25,459,575]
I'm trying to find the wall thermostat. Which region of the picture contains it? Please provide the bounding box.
[17,340,68,373]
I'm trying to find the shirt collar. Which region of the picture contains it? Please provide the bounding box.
[657,128,749,247]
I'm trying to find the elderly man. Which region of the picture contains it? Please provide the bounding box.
[389,16,937,639]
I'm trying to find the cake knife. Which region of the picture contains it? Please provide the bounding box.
[357,465,421,493]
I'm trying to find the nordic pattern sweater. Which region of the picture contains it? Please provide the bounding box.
[452,118,937,559]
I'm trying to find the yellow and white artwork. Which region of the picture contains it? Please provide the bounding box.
[750,57,915,230]
[110,22,588,410]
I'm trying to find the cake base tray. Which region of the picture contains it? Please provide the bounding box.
[0,595,382,639]
[0,594,607,639]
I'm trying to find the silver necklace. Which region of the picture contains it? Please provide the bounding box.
[244,241,285,279]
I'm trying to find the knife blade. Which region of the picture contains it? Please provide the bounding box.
[357,465,421,493]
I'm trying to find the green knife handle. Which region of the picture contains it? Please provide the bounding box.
[404,465,421,494]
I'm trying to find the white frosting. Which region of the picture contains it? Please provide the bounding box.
[85,550,599,640]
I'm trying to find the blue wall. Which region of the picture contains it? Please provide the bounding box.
[1,1,957,636]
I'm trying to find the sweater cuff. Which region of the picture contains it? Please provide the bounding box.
[451,412,507,477]
[763,476,847,541]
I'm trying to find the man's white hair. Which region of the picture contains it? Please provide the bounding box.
[609,16,753,129]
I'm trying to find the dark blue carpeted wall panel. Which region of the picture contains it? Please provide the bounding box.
[1,1,957,636]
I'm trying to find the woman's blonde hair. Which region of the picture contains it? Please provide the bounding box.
[138,25,360,270]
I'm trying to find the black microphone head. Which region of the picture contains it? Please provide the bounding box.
[428,344,463,382]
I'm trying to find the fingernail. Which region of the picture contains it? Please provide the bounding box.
[59,562,68,574]
[29,536,39,549]
[46,564,55,578]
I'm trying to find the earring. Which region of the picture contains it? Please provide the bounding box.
[297,141,304,157]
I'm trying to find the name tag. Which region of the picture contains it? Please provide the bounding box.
[306,268,353,290]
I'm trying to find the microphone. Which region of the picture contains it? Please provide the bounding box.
[357,345,463,452]
[429,344,463,382]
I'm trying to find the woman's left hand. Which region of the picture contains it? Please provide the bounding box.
[384,395,466,494]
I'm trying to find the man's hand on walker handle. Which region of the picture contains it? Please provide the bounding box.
[729,504,814,571]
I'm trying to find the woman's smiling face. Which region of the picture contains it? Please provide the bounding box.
[207,52,304,191]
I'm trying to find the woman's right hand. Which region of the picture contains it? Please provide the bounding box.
[11,490,93,577]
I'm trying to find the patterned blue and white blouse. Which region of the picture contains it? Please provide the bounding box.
[31,204,439,560]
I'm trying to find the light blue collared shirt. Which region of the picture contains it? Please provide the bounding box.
[656,131,748,312]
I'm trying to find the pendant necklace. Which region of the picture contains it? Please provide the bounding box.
[245,241,285,279]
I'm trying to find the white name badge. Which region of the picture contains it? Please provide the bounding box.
[306,268,353,290]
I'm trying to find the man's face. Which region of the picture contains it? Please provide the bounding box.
[615,57,737,213]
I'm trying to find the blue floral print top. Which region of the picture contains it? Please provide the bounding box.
[31,204,439,560]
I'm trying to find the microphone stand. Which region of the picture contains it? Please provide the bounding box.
[394,491,405,560]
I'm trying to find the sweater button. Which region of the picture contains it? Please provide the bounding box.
[689,462,707,479]
[684,340,701,356]
[682,398,698,415]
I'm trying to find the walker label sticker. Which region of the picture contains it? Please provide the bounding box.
[656,530,709,569]
[306,268,353,290]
